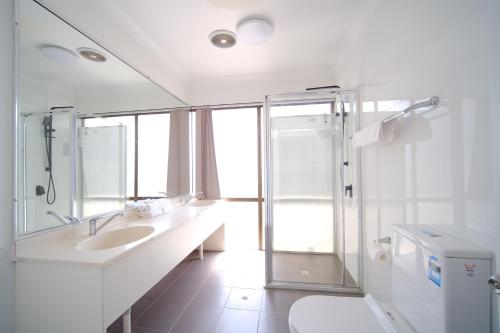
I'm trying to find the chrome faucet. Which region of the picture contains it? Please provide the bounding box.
[185,192,205,204]
[47,210,79,225]
[88,212,124,236]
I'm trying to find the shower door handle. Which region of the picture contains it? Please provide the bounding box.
[345,185,353,198]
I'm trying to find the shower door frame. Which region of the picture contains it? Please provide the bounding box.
[264,88,363,294]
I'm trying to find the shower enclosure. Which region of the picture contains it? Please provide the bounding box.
[18,108,127,235]
[264,89,362,293]
[19,109,75,233]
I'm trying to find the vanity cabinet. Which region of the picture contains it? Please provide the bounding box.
[15,206,225,333]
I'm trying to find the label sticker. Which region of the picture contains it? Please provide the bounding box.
[464,263,476,277]
[427,256,441,287]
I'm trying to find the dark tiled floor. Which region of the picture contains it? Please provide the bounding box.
[108,250,336,333]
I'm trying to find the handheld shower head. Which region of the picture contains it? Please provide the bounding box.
[42,115,56,204]
[43,115,54,138]
[42,115,51,127]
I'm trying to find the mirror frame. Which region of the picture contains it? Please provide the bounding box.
[13,0,190,239]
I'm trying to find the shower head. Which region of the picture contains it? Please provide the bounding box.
[42,115,56,204]
[42,115,51,127]
[43,115,55,138]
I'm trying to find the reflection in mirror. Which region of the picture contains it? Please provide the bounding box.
[16,0,189,236]
[19,109,75,234]
[77,115,128,218]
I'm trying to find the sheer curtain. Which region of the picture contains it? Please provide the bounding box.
[195,108,221,200]
[167,111,190,196]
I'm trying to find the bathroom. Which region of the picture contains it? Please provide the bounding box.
[1,0,500,332]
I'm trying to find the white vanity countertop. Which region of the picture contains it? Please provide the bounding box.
[15,200,226,267]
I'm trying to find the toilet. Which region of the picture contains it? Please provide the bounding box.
[289,225,492,333]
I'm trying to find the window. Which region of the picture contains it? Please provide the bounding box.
[84,113,171,199]
[212,108,258,198]
[138,114,170,197]
[212,106,263,250]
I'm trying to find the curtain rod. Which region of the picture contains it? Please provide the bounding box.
[193,101,262,109]
[87,102,263,117]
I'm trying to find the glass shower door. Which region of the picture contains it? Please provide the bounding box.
[18,110,75,234]
[264,89,361,293]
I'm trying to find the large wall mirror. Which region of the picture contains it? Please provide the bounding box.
[16,0,191,237]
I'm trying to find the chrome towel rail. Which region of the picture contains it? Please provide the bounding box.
[382,96,439,124]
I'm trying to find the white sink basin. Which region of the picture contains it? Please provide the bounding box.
[188,200,216,207]
[77,226,155,251]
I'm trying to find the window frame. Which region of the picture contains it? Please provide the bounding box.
[83,104,265,250]
[211,105,264,249]
[82,110,175,201]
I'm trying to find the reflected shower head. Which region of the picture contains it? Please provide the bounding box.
[42,115,51,127]
[42,115,56,204]
[43,115,55,139]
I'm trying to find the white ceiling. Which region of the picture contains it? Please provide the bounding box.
[20,0,188,109]
[107,0,369,80]
[21,0,147,89]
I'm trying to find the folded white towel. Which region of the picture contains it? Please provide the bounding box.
[133,198,172,218]
[352,119,397,148]
[138,205,164,218]
[154,198,170,211]
[125,200,149,209]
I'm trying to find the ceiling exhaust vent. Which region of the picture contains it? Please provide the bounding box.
[77,47,107,63]
[209,30,237,49]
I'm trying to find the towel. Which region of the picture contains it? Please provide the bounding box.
[138,205,164,218]
[352,119,397,148]
[129,199,171,218]
[155,198,170,211]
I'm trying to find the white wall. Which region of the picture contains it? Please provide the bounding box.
[77,84,186,114]
[0,0,15,331]
[337,0,500,330]
[189,68,336,105]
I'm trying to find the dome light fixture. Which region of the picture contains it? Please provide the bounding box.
[236,16,273,44]
[38,44,80,65]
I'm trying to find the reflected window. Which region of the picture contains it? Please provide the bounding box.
[377,100,410,112]
[84,113,171,199]
[138,114,170,197]
[362,101,375,113]
[84,116,135,198]
[270,103,330,118]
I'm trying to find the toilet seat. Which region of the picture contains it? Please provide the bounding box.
[289,295,401,333]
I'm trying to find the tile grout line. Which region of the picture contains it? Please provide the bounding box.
[210,278,234,333]
[255,284,267,333]
[131,258,195,329]
[167,256,221,333]
[124,252,267,333]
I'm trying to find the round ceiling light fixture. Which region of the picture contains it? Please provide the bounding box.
[209,30,237,49]
[38,44,80,65]
[236,17,273,44]
[207,0,261,10]
[77,47,107,62]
